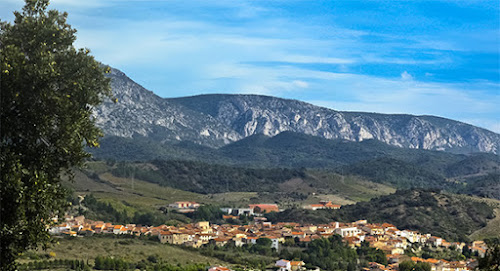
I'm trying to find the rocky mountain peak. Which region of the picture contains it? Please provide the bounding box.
[94,68,500,154]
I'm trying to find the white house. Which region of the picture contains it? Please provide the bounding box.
[276,259,291,271]
[49,224,71,234]
[269,237,280,250]
[335,227,361,237]
[220,208,255,216]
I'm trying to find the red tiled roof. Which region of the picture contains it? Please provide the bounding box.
[249,204,279,213]
[291,261,304,266]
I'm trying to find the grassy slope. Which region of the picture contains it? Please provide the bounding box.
[305,171,396,202]
[468,196,500,240]
[67,164,212,215]
[96,173,208,208]
[20,236,227,266]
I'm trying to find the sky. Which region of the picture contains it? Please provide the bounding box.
[1,0,499,133]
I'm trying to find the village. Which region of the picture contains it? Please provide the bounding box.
[50,201,488,271]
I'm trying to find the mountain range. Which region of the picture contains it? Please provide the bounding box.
[77,68,500,242]
[93,68,500,154]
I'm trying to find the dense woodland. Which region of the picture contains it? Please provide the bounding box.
[341,157,450,189]
[111,160,306,194]
[460,173,500,199]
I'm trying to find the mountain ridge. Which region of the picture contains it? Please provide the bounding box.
[94,68,500,153]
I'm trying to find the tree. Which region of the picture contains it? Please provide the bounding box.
[399,260,431,271]
[256,237,272,247]
[94,256,104,270]
[0,0,111,269]
[478,238,500,270]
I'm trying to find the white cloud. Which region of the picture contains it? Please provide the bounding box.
[362,55,451,65]
[400,71,413,81]
[281,55,355,64]
[292,80,309,88]
[51,0,110,8]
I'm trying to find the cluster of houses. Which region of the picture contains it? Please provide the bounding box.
[219,201,341,217]
[209,260,308,271]
[302,200,341,210]
[220,203,281,217]
[168,201,201,213]
[49,212,487,271]
[275,260,306,271]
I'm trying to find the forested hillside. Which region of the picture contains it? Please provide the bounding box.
[267,189,496,241]
[91,132,500,198]
[111,160,306,194]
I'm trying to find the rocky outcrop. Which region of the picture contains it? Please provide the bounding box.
[93,69,240,147]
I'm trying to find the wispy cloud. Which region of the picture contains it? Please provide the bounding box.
[400,71,413,81]
[274,55,356,65]
[51,0,110,8]
[0,0,498,133]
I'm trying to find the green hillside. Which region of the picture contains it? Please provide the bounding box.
[90,132,500,197]
[342,157,450,189]
[460,173,500,199]
[445,153,500,177]
[336,190,495,241]
[67,160,396,224]
[92,132,465,168]
[111,160,306,194]
[267,189,497,241]
[69,160,500,241]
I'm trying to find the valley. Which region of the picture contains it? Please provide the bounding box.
[22,189,499,271]
[56,67,500,270]
[2,1,499,270]
[65,158,500,241]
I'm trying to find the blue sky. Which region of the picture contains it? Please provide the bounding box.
[1,0,499,132]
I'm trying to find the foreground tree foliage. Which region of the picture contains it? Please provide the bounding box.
[0,0,111,269]
[278,235,373,271]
